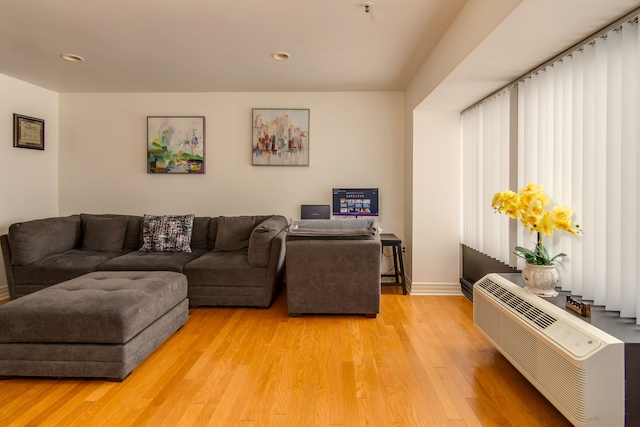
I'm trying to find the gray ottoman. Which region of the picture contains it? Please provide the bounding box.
[0,271,188,381]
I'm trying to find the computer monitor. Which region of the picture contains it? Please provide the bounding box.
[331,188,379,217]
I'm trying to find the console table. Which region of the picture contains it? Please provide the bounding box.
[380,233,406,295]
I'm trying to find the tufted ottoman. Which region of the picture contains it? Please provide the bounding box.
[0,271,188,381]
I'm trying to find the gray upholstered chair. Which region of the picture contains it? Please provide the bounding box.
[285,218,381,317]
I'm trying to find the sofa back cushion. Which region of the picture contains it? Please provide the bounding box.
[212,216,271,252]
[80,213,143,251]
[82,216,128,252]
[207,217,219,250]
[190,216,211,250]
[214,216,257,252]
[248,215,288,267]
[8,215,81,265]
[122,216,143,250]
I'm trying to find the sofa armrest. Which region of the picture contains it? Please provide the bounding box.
[243,228,287,308]
[266,228,287,278]
[1,234,17,300]
[7,215,81,265]
[248,215,288,267]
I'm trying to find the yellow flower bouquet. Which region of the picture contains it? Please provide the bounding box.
[491,183,580,266]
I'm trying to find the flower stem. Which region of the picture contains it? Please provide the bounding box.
[535,231,543,261]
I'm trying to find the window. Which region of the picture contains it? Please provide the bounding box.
[462,13,640,323]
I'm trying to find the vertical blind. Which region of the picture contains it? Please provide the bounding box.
[461,89,512,265]
[462,14,640,323]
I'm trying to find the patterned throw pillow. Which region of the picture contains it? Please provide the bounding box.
[139,214,195,252]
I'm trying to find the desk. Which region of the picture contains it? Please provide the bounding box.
[380,233,406,295]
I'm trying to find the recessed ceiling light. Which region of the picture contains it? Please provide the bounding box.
[271,52,291,61]
[61,54,85,62]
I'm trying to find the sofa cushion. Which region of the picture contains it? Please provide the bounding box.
[8,215,81,266]
[248,215,287,267]
[214,216,257,252]
[82,216,128,252]
[12,249,122,292]
[140,214,195,252]
[97,248,206,273]
[184,251,268,287]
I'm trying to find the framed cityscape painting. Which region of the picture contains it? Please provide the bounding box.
[252,108,309,166]
[147,116,205,173]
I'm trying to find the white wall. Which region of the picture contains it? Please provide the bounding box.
[403,0,521,293]
[410,110,461,294]
[59,91,405,238]
[0,74,59,299]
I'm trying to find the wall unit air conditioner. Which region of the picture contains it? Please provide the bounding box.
[473,273,624,427]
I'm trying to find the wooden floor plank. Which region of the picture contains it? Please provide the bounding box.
[205,365,252,427]
[5,381,82,427]
[51,401,94,427]
[398,336,455,427]
[238,326,289,424]
[172,403,204,427]
[340,361,359,427]
[28,382,101,427]
[0,289,572,427]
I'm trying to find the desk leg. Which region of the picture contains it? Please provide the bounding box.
[391,246,400,283]
[397,245,406,295]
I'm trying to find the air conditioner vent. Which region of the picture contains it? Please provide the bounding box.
[473,274,624,427]
[476,277,557,330]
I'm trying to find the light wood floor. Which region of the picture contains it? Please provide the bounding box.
[0,285,571,427]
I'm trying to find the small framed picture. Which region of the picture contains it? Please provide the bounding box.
[13,114,45,150]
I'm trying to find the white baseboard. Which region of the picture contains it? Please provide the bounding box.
[0,284,8,301]
[408,281,463,296]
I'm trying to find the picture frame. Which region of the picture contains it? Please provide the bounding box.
[13,114,45,150]
[252,108,309,166]
[147,116,205,174]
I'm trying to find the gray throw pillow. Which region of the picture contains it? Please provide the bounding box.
[83,216,128,252]
[139,214,195,252]
[214,216,257,251]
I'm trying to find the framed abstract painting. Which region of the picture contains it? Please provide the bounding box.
[147,116,205,173]
[252,108,309,166]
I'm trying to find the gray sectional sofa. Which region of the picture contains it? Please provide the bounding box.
[1,213,289,307]
[285,218,381,317]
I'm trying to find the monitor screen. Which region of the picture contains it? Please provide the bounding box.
[332,188,379,217]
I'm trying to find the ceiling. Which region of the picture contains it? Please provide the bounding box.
[1,0,639,103]
[0,0,466,93]
[420,0,640,110]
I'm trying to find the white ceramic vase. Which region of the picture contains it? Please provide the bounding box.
[522,263,559,297]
